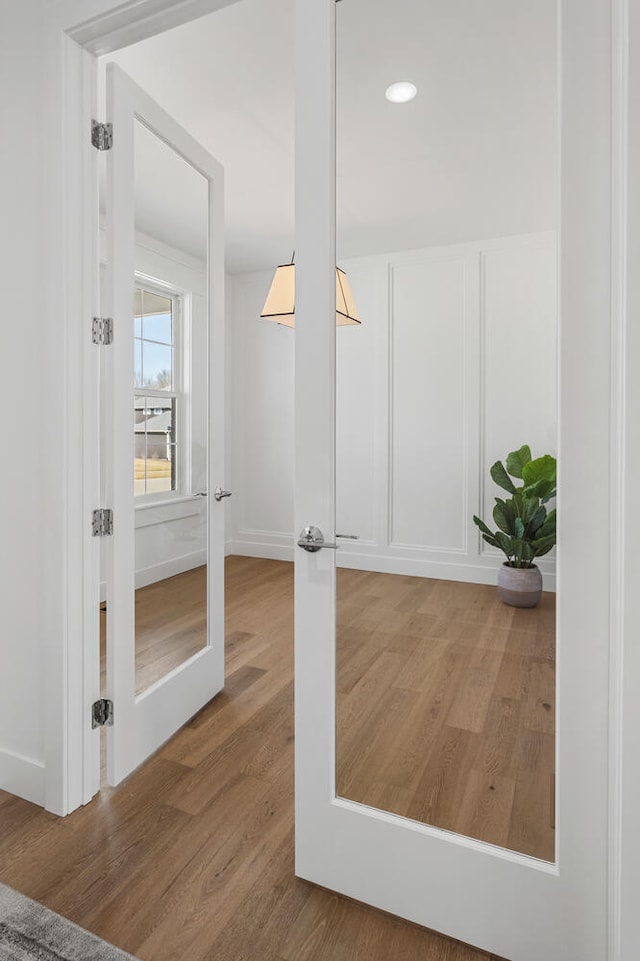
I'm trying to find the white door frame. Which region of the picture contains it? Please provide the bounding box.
[38,0,638,956]
[41,0,239,816]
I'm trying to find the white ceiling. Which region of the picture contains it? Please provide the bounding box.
[104,0,558,274]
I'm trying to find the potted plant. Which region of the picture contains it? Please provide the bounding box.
[473,445,556,607]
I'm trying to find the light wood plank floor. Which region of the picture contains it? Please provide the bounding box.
[0,557,531,960]
[100,566,208,696]
[336,569,556,862]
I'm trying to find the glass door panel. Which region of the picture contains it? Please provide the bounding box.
[104,63,225,785]
[333,0,558,862]
[132,119,210,696]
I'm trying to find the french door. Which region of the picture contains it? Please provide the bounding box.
[293,1,611,959]
[103,64,226,785]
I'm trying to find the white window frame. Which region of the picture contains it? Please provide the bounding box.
[133,273,193,507]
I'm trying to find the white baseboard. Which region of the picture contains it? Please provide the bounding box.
[102,535,556,592]
[0,747,45,807]
[227,530,295,562]
[226,534,556,592]
[100,549,208,600]
[336,551,557,592]
[135,550,207,589]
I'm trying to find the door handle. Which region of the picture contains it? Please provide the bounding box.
[297,526,339,552]
[214,487,233,501]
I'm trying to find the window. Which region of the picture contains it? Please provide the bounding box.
[134,285,182,497]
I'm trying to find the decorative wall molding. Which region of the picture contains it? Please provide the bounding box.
[388,252,471,553]
[610,0,631,957]
[228,231,557,589]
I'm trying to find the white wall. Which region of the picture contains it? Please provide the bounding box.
[0,1,47,805]
[227,271,295,559]
[228,231,557,588]
[0,0,237,811]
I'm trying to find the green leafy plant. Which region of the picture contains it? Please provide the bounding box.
[473,445,556,569]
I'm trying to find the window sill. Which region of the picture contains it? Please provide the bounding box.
[134,495,204,529]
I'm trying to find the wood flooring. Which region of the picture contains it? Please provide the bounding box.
[134,566,207,694]
[0,556,553,960]
[336,569,556,862]
[100,567,208,696]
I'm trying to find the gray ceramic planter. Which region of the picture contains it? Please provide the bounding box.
[497,563,543,608]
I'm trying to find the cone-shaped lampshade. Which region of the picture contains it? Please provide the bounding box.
[335,267,360,326]
[260,264,296,327]
[260,264,361,327]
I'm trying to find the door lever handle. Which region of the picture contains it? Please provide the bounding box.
[336,533,359,540]
[214,487,233,501]
[297,526,339,552]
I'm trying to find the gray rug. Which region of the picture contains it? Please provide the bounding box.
[0,885,139,961]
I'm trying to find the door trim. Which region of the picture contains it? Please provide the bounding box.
[608,2,628,956]
[48,0,238,816]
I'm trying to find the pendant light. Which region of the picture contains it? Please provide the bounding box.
[260,255,361,327]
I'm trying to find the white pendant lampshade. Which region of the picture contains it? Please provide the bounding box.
[260,263,361,327]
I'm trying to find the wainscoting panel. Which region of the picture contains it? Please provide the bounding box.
[390,254,469,551]
[336,261,384,545]
[228,232,557,588]
[481,236,558,558]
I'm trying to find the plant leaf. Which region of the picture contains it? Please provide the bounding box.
[511,540,535,566]
[515,517,525,539]
[526,505,548,536]
[521,542,535,562]
[490,460,517,494]
[493,498,516,534]
[522,478,556,502]
[473,515,494,537]
[522,454,556,489]
[494,531,515,558]
[530,534,556,557]
[481,533,499,549]
[519,495,540,524]
[506,445,532,479]
[535,509,556,541]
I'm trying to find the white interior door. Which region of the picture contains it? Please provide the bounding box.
[293,1,611,959]
[103,63,226,785]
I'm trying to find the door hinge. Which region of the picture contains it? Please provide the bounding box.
[92,508,113,537]
[92,698,114,729]
[91,120,113,151]
[92,316,113,345]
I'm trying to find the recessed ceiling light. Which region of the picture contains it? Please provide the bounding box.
[385,81,417,104]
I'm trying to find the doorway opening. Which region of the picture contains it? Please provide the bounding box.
[97,0,558,860]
